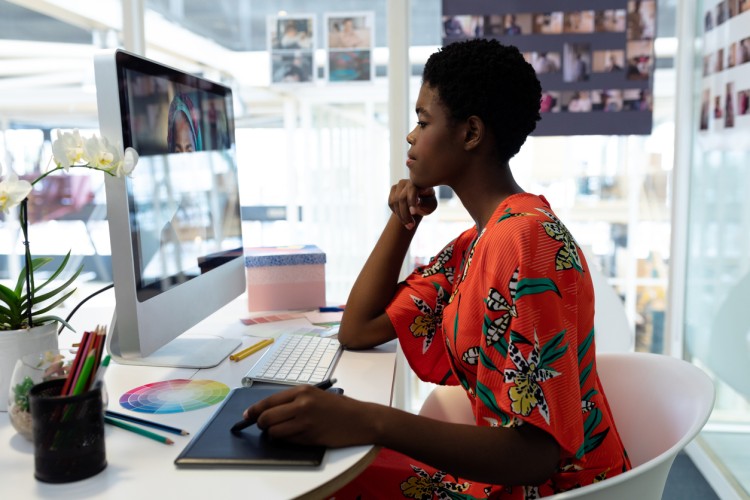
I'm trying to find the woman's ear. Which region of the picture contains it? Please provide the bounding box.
[464,116,484,151]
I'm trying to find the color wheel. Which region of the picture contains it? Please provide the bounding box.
[119,379,230,414]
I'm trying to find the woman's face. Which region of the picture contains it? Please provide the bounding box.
[173,112,195,153]
[405,84,465,189]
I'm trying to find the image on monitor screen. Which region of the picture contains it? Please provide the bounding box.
[94,49,245,368]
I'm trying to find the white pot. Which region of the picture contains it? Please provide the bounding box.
[0,323,59,412]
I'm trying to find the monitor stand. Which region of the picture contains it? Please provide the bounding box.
[106,319,241,369]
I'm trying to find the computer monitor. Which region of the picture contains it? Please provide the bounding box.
[94,49,244,368]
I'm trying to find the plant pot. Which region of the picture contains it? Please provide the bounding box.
[0,323,59,412]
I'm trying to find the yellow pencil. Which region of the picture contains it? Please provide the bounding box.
[230,338,274,362]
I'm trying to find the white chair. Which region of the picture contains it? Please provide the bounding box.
[419,352,715,499]
[582,246,635,353]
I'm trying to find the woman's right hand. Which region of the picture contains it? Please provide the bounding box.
[388,180,438,230]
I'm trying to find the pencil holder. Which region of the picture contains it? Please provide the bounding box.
[29,378,107,483]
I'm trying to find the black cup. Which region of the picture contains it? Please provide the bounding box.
[29,378,107,483]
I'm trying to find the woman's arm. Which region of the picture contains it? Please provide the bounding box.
[337,181,437,349]
[244,385,560,486]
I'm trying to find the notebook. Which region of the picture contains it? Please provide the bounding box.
[174,385,325,467]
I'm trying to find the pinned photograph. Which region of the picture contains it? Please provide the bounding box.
[484,13,532,36]
[563,43,591,82]
[442,15,484,38]
[531,51,561,74]
[564,11,595,33]
[625,40,654,80]
[268,15,315,85]
[595,9,626,32]
[593,50,626,72]
[328,50,371,82]
[328,15,372,49]
[270,17,314,50]
[271,51,314,83]
[532,12,563,34]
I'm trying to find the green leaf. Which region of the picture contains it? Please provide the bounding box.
[515,277,561,300]
[21,266,81,314]
[539,329,568,366]
[14,257,53,296]
[476,381,509,425]
[34,251,76,293]
[29,288,77,317]
[580,361,593,388]
[492,337,508,358]
[479,348,498,370]
[578,327,595,362]
[32,314,74,332]
[583,428,610,454]
[0,283,22,309]
[510,330,532,345]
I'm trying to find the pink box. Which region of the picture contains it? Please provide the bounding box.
[244,245,326,311]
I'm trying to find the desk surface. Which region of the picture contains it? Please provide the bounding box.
[0,296,397,499]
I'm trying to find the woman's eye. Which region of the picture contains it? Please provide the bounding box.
[416,121,427,128]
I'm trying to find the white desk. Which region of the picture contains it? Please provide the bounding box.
[0,296,397,499]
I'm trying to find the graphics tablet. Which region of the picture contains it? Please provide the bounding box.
[175,385,325,467]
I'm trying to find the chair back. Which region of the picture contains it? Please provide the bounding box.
[549,352,715,499]
[419,353,715,500]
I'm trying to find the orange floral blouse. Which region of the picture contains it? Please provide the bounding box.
[333,193,631,500]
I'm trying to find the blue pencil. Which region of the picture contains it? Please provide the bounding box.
[105,410,189,436]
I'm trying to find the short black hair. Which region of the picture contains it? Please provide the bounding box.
[422,39,541,164]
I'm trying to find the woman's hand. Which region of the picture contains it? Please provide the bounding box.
[389,180,437,230]
[242,385,376,447]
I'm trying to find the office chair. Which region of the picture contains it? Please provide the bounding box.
[418,352,715,499]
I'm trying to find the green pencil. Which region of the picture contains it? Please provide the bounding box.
[104,416,174,445]
[72,350,96,395]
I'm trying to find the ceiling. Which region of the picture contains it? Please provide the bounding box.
[0,0,676,130]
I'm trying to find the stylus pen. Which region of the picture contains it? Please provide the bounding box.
[230,378,338,434]
[105,410,190,436]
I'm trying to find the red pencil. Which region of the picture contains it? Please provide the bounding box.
[63,330,93,396]
[61,330,89,395]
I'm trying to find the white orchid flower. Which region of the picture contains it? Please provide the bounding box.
[0,171,32,214]
[118,147,139,177]
[51,129,86,171]
[83,135,139,177]
[84,135,117,171]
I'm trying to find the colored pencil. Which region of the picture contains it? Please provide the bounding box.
[62,329,92,395]
[105,410,189,436]
[92,354,111,388]
[72,349,96,396]
[229,338,274,362]
[104,416,174,445]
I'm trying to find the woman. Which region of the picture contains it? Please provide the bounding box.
[242,39,630,498]
[167,93,202,153]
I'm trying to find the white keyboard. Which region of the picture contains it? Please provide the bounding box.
[241,333,342,386]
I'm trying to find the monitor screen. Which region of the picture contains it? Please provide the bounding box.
[94,49,245,368]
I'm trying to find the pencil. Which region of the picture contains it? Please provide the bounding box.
[105,416,174,445]
[72,349,96,396]
[105,410,189,436]
[230,338,274,362]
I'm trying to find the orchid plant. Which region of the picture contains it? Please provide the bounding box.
[0,130,138,331]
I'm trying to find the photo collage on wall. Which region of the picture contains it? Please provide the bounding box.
[267,12,375,86]
[325,12,374,83]
[268,15,316,84]
[699,0,750,134]
[441,0,656,136]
